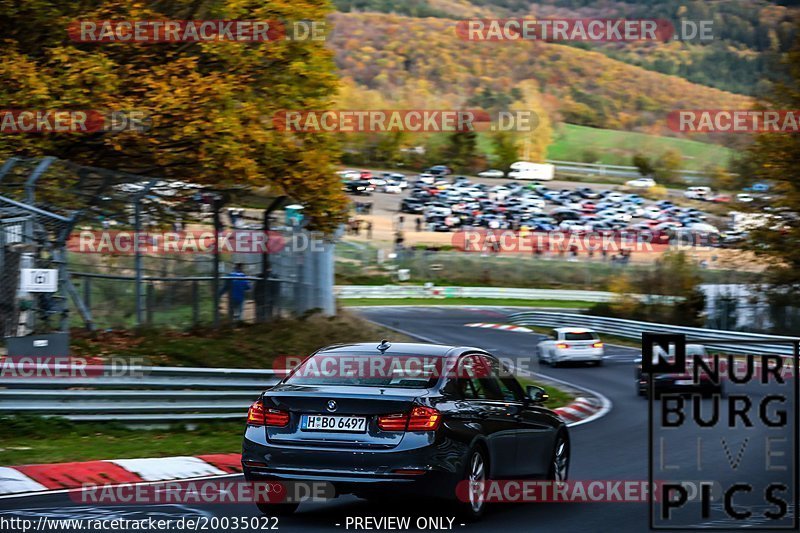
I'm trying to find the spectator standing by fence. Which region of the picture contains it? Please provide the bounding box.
[220,263,250,321]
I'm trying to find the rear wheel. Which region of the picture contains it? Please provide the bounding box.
[459,447,488,521]
[256,502,299,516]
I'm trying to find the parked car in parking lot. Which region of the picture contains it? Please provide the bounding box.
[536,328,604,367]
[625,177,656,189]
[478,169,505,178]
[344,180,373,196]
[400,198,425,213]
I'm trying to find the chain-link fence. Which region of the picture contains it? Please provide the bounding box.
[0,157,335,333]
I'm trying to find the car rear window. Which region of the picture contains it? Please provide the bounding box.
[284,353,442,389]
[564,332,598,341]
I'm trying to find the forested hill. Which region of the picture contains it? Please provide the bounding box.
[329,12,751,136]
[333,0,798,96]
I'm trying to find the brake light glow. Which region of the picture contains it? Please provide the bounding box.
[247,401,265,426]
[378,405,441,432]
[377,412,408,431]
[556,343,569,349]
[593,342,604,348]
[265,408,290,427]
[408,405,441,431]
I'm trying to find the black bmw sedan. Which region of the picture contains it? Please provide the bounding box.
[242,342,569,519]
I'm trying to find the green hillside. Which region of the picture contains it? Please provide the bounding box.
[547,124,733,170]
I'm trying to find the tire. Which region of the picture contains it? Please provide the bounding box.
[594,358,604,367]
[547,432,570,482]
[536,348,547,366]
[458,446,489,521]
[256,502,299,516]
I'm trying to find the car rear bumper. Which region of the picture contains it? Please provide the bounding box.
[554,349,604,362]
[241,427,465,499]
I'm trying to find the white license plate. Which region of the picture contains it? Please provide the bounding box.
[301,415,367,433]
[674,379,695,385]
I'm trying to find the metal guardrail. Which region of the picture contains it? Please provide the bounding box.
[336,285,620,303]
[544,159,730,182]
[509,311,799,357]
[0,366,282,422]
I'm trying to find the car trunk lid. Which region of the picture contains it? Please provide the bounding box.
[261,384,427,449]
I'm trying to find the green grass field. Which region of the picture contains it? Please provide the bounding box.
[428,122,731,171]
[547,124,733,170]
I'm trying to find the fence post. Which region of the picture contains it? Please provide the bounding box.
[212,197,223,328]
[192,281,199,326]
[146,283,154,326]
[83,276,91,310]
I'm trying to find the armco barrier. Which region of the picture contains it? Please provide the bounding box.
[0,366,281,422]
[509,311,799,357]
[336,285,625,303]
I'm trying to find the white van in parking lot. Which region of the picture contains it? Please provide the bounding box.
[685,186,712,200]
[508,162,555,181]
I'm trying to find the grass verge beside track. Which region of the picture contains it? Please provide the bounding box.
[0,417,242,466]
[69,310,412,368]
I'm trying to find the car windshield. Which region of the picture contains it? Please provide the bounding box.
[564,332,598,341]
[284,353,443,389]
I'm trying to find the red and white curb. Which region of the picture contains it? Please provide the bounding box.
[464,322,533,333]
[0,453,241,498]
[554,397,604,425]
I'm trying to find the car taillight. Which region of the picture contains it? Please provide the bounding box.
[378,406,441,432]
[247,401,265,426]
[247,402,289,427]
[556,343,569,349]
[265,408,290,427]
[377,412,408,431]
[593,342,604,348]
[408,406,441,431]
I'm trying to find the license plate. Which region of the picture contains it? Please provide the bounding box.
[301,415,367,433]
[674,379,695,385]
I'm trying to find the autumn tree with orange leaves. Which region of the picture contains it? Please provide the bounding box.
[0,0,347,231]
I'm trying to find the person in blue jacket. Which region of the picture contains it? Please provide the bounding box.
[220,263,250,321]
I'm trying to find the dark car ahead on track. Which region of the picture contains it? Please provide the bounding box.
[242,342,569,520]
[635,344,725,397]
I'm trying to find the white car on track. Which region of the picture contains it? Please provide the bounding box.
[536,328,605,367]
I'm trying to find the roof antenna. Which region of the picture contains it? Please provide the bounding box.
[377,339,391,353]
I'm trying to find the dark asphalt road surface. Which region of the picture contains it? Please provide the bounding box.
[1,306,795,533]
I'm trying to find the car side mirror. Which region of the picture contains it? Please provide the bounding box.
[527,385,549,404]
